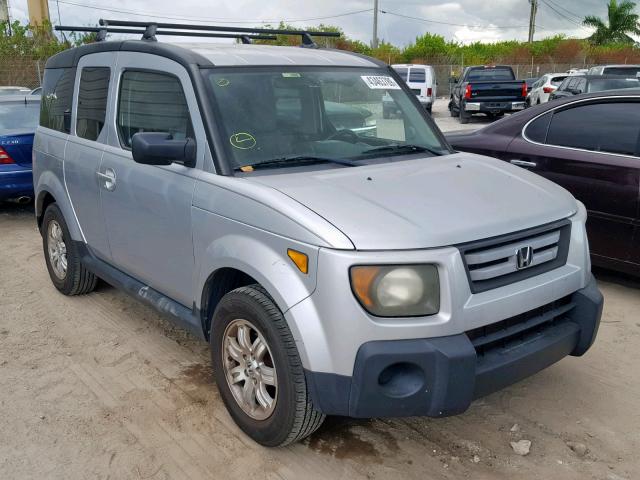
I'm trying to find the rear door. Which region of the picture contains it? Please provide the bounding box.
[99,53,206,307]
[407,67,427,98]
[65,54,113,260]
[508,98,640,264]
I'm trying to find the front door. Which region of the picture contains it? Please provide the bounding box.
[98,54,206,307]
[508,99,640,265]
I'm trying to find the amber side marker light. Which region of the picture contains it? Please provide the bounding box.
[287,249,309,274]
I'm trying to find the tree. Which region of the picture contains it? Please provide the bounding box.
[583,0,640,45]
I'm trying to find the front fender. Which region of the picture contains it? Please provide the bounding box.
[192,207,318,316]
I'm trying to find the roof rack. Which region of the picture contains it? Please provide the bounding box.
[54,25,279,44]
[97,19,341,47]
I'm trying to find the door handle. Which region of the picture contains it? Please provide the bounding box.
[96,168,116,191]
[509,159,538,168]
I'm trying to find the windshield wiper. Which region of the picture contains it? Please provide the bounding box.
[361,144,445,157]
[237,155,359,171]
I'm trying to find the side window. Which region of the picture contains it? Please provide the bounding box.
[117,70,193,149]
[524,112,552,143]
[576,79,587,93]
[40,67,76,133]
[76,67,110,142]
[409,68,426,83]
[546,101,640,156]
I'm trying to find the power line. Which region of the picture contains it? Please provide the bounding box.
[543,0,584,23]
[538,0,591,31]
[54,1,373,24]
[380,9,530,30]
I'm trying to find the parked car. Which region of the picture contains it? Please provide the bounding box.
[0,86,32,96]
[527,73,569,105]
[587,64,640,77]
[567,68,588,75]
[446,89,640,276]
[549,75,640,100]
[34,23,603,447]
[30,86,42,96]
[389,64,437,113]
[449,65,527,124]
[0,95,40,203]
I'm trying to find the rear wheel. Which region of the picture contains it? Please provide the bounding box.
[211,284,325,446]
[42,203,97,296]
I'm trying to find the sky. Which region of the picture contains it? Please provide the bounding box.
[5,0,623,46]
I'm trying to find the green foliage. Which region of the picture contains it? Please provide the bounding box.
[583,0,640,45]
[0,20,94,59]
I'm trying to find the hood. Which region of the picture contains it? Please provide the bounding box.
[247,153,578,250]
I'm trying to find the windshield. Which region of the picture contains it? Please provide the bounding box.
[603,67,640,77]
[588,78,640,92]
[204,67,449,170]
[0,101,40,131]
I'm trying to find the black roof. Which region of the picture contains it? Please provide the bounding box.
[45,40,214,70]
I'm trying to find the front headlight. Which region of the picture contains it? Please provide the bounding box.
[350,264,440,317]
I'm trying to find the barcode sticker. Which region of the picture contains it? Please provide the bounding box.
[361,75,401,90]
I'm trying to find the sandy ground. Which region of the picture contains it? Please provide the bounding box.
[1,102,639,480]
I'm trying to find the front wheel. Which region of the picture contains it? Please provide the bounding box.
[211,285,325,446]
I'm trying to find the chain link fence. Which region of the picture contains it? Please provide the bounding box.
[0,57,44,90]
[433,63,602,98]
[0,56,624,97]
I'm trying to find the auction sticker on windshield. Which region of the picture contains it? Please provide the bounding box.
[361,75,401,90]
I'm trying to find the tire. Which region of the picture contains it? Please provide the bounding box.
[42,203,98,296]
[459,105,470,124]
[211,284,325,447]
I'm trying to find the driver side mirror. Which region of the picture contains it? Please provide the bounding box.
[132,132,197,168]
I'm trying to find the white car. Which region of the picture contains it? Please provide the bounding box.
[587,64,640,77]
[391,64,437,113]
[528,73,569,105]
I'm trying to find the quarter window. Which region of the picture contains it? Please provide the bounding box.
[76,67,110,141]
[524,112,552,143]
[40,67,76,133]
[117,70,193,149]
[546,101,640,156]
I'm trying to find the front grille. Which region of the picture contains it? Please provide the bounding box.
[466,295,575,357]
[458,220,572,293]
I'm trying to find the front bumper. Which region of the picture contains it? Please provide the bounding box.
[305,276,602,418]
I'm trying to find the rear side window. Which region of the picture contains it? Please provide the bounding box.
[546,101,640,156]
[550,76,567,86]
[76,67,110,142]
[603,67,640,77]
[117,70,193,149]
[40,67,76,133]
[409,68,426,83]
[524,112,552,143]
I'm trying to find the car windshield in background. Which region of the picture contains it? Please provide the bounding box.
[0,102,40,131]
[467,68,514,81]
[588,78,640,92]
[204,68,449,171]
[603,67,640,77]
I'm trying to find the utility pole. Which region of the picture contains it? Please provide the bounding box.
[372,0,379,49]
[27,0,50,25]
[0,0,10,25]
[528,0,538,43]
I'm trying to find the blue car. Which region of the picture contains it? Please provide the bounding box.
[0,95,40,202]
